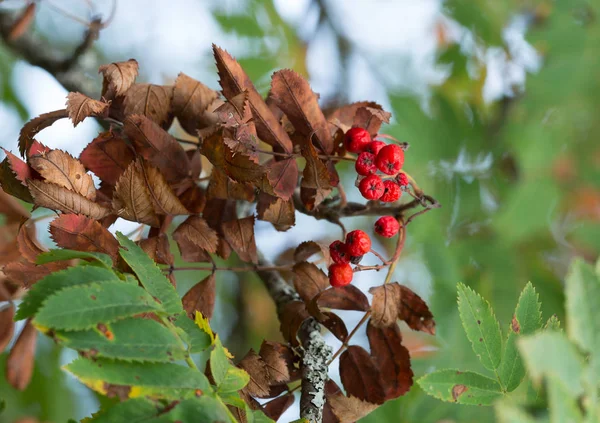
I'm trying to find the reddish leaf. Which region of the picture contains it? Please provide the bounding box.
[266,158,298,200]
[28,180,110,220]
[269,69,333,153]
[222,216,258,264]
[339,346,385,404]
[27,140,50,158]
[0,155,34,203]
[139,234,174,265]
[213,45,293,153]
[293,261,328,303]
[256,193,295,232]
[2,148,33,184]
[367,321,413,399]
[321,311,348,342]
[16,220,45,263]
[0,305,15,352]
[318,285,370,312]
[99,59,139,99]
[18,109,69,157]
[122,84,174,128]
[65,92,109,126]
[6,319,37,390]
[397,285,435,335]
[49,214,120,262]
[182,274,216,320]
[172,72,220,135]
[123,115,190,185]
[279,301,310,347]
[207,168,255,202]
[8,3,36,41]
[173,215,218,254]
[79,131,134,185]
[262,394,295,421]
[294,241,329,263]
[326,393,379,423]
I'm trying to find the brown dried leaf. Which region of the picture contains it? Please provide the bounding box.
[222,216,258,264]
[318,285,370,312]
[182,274,216,320]
[238,349,272,398]
[301,142,332,210]
[279,301,310,347]
[339,346,385,404]
[29,180,110,219]
[79,130,134,185]
[0,305,15,352]
[294,241,329,263]
[269,69,333,153]
[122,84,174,128]
[354,106,391,137]
[215,91,251,127]
[213,45,293,153]
[262,393,294,421]
[256,193,295,232]
[139,234,174,265]
[18,109,69,157]
[173,215,218,254]
[207,168,255,202]
[65,92,109,127]
[49,214,120,262]
[173,234,212,263]
[99,59,139,99]
[123,115,190,185]
[266,158,298,200]
[8,3,36,41]
[322,311,348,342]
[30,149,96,200]
[112,161,160,227]
[178,184,206,214]
[367,321,413,399]
[6,319,37,390]
[17,220,45,263]
[139,162,189,215]
[369,283,402,328]
[0,158,34,203]
[259,341,294,383]
[0,187,30,222]
[172,73,220,134]
[397,285,435,335]
[325,101,385,131]
[327,393,379,423]
[293,261,328,303]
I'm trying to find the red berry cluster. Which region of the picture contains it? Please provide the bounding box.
[328,230,371,287]
[345,127,406,203]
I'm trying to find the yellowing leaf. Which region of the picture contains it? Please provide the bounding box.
[194,310,215,345]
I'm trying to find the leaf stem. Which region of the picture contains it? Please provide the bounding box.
[327,311,371,365]
[159,315,198,370]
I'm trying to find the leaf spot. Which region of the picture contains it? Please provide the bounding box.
[511,315,520,333]
[451,384,468,402]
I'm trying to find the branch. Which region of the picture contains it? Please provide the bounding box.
[256,257,331,423]
[0,11,102,97]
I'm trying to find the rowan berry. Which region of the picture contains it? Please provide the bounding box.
[329,263,353,287]
[364,140,385,155]
[380,180,401,203]
[346,230,371,256]
[344,127,371,153]
[350,255,363,264]
[358,174,384,200]
[329,240,350,264]
[396,172,409,187]
[374,216,400,238]
[355,152,376,176]
[375,144,404,175]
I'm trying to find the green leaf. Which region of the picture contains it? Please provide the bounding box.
[457,283,503,371]
[83,398,158,423]
[161,396,233,423]
[565,259,600,356]
[498,282,542,392]
[219,391,247,409]
[172,312,212,353]
[210,337,230,386]
[251,409,276,423]
[16,265,119,320]
[218,367,250,394]
[494,401,539,423]
[545,315,561,331]
[64,358,212,395]
[57,318,188,362]
[37,249,113,269]
[518,332,584,396]
[547,377,583,423]
[34,281,162,331]
[117,232,183,315]
[418,369,503,405]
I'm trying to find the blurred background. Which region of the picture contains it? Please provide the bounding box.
[0,0,599,422]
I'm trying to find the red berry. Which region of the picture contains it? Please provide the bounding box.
[358,174,384,200]
[374,216,400,238]
[355,152,376,176]
[329,240,350,264]
[346,230,371,256]
[375,144,404,175]
[350,255,363,264]
[344,127,371,153]
[329,263,353,287]
[396,172,409,187]
[380,180,401,203]
[364,141,385,155]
